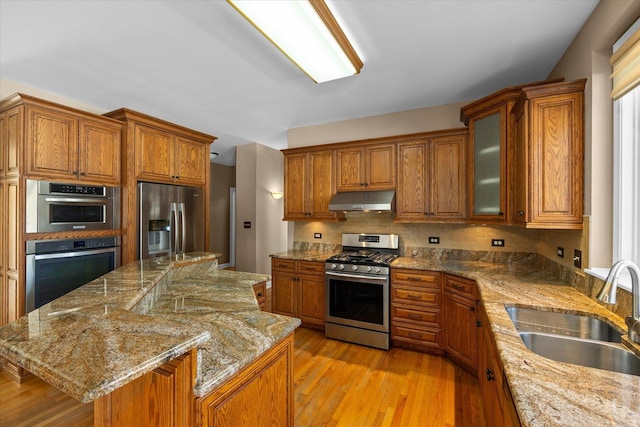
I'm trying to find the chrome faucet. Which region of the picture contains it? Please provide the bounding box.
[596,260,640,345]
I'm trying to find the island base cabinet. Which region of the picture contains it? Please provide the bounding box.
[94,350,196,427]
[198,334,294,427]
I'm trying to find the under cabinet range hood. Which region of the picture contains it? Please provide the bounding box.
[328,190,395,212]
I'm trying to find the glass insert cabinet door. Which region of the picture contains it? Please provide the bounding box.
[470,109,505,219]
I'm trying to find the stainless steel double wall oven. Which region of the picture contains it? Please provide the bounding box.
[325,234,399,350]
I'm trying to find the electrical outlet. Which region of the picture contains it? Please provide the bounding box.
[314,233,322,239]
[557,247,564,258]
[491,239,505,247]
[573,249,582,268]
[429,236,440,244]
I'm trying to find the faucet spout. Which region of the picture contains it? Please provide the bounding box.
[596,260,640,344]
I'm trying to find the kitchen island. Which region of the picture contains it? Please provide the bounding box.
[271,249,640,426]
[0,253,300,426]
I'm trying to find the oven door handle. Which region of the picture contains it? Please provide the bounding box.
[44,197,107,204]
[325,272,389,282]
[31,247,117,260]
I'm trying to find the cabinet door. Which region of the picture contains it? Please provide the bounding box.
[298,273,325,327]
[272,271,296,317]
[468,107,507,222]
[431,134,466,219]
[134,123,173,182]
[174,136,207,186]
[25,105,79,180]
[79,118,121,184]
[396,141,429,221]
[443,292,477,371]
[308,150,337,220]
[0,107,22,177]
[336,147,364,191]
[366,143,395,190]
[283,152,309,220]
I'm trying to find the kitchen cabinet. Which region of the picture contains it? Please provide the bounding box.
[198,334,294,427]
[443,274,478,373]
[390,269,442,353]
[0,106,21,178]
[396,130,467,222]
[253,281,267,311]
[336,142,396,191]
[271,258,325,329]
[511,79,586,229]
[103,108,215,264]
[282,149,344,221]
[25,104,121,185]
[478,303,521,427]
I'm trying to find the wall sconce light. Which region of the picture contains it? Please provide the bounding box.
[271,192,284,200]
[210,152,219,162]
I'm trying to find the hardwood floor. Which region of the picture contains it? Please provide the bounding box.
[0,329,484,426]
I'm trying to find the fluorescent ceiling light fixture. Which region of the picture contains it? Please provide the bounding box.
[228,0,363,83]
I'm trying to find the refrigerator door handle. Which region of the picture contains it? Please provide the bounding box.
[171,202,179,255]
[178,202,186,254]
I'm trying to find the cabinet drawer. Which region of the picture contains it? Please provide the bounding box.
[392,286,440,306]
[392,324,441,348]
[298,261,324,275]
[391,269,440,288]
[271,258,296,272]
[392,305,440,326]
[444,274,477,299]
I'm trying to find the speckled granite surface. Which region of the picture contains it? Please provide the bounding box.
[269,249,341,262]
[392,256,640,427]
[0,253,300,403]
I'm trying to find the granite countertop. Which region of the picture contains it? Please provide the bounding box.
[0,253,300,403]
[269,249,341,262]
[271,251,640,426]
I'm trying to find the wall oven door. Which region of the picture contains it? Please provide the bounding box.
[325,270,390,349]
[25,238,120,313]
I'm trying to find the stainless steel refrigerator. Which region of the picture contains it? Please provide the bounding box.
[138,182,204,259]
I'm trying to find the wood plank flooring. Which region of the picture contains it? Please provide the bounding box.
[0,328,484,426]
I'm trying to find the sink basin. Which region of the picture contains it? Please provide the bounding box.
[506,306,622,342]
[519,332,640,376]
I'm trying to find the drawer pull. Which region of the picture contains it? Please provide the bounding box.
[407,277,425,282]
[407,294,422,299]
[450,283,466,292]
[256,292,263,297]
[408,332,423,339]
[407,313,423,320]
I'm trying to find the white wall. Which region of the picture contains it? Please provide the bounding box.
[235,143,287,274]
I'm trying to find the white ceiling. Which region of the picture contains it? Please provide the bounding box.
[0,0,598,166]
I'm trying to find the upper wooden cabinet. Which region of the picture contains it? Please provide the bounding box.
[511,79,586,229]
[336,142,395,191]
[282,148,344,221]
[0,107,21,178]
[461,78,565,225]
[26,105,121,184]
[396,130,467,222]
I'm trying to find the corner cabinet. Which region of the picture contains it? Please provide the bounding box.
[103,108,216,264]
[442,274,478,373]
[511,79,586,229]
[336,142,396,191]
[396,129,467,222]
[282,148,344,221]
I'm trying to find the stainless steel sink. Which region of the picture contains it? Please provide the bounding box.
[506,306,622,342]
[518,332,640,376]
[506,306,640,376]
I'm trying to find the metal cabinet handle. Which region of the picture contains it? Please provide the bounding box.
[518,211,525,216]
[407,313,423,320]
[408,332,423,339]
[486,368,495,381]
[407,294,422,299]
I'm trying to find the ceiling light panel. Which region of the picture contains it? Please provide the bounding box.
[228,0,362,83]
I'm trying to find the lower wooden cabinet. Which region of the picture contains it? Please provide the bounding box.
[390,269,443,352]
[443,274,478,373]
[94,350,196,427]
[271,258,325,329]
[478,304,521,427]
[198,334,294,427]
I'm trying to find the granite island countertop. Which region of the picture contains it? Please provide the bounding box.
[0,253,300,403]
[271,251,640,427]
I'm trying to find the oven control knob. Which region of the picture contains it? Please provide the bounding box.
[331,263,337,270]
[374,267,381,273]
[351,265,359,271]
[366,266,372,272]
[338,264,345,270]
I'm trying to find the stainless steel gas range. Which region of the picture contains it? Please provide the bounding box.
[325,233,399,350]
